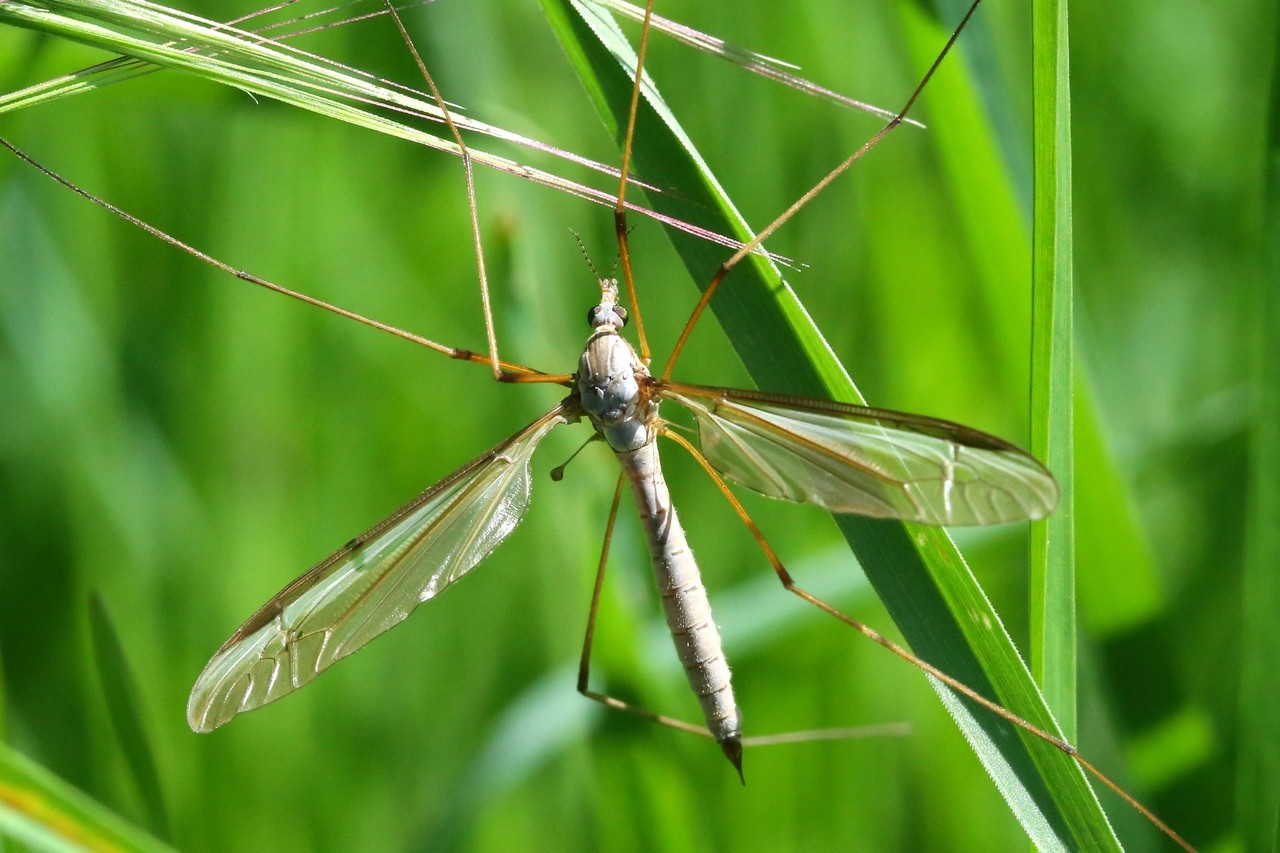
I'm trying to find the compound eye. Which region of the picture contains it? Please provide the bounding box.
[587,304,627,328]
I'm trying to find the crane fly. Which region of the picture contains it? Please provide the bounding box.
[184,267,1059,751]
[1,0,1196,847]
[180,0,1057,765]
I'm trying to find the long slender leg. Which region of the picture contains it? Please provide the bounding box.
[2,0,581,389]
[610,0,658,364]
[575,473,719,743]
[661,428,1193,852]
[659,0,985,381]
[0,148,571,386]
[1,137,535,368]
[388,3,548,384]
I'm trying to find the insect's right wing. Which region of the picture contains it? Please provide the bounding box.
[662,383,1058,526]
[187,406,568,733]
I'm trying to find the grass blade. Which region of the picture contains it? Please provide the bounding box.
[0,742,174,852]
[0,0,700,233]
[1029,0,1077,741]
[582,0,922,124]
[1235,21,1280,850]
[546,0,1119,846]
[87,593,170,839]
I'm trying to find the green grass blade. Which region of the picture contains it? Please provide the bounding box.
[546,0,1118,847]
[0,742,175,852]
[0,640,7,745]
[0,0,639,220]
[87,593,170,839]
[1029,0,1077,741]
[1235,25,1280,851]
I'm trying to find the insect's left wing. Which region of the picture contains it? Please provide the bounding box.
[662,383,1058,526]
[187,406,567,732]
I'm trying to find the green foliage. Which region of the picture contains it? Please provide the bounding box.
[0,742,174,851]
[0,0,1258,849]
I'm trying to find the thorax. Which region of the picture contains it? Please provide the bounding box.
[575,327,658,453]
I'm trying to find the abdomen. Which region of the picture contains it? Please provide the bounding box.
[617,441,741,754]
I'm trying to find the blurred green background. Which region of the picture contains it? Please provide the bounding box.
[0,0,1267,849]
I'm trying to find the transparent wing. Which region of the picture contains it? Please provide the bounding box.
[662,383,1058,525]
[187,407,567,732]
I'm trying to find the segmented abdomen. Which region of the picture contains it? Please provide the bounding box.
[617,441,741,749]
